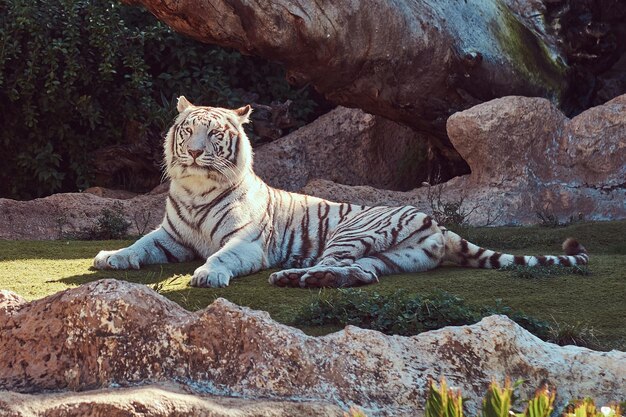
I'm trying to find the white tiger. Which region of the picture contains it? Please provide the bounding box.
[93,97,589,288]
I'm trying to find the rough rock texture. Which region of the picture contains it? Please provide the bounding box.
[83,187,139,200]
[1,280,624,417]
[0,383,343,417]
[0,191,166,240]
[254,106,449,191]
[124,0,567,153]
[302,95,626,225]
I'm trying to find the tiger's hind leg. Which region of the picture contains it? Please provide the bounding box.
[270,209,445,288]
[272,233,445,288]
[271,263,378,288]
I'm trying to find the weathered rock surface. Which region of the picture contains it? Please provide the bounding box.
[0,383,343,417]
[254,106,461,191]
[1,280,624,417]
[0,191,166,240]
[83,187,139,200]
[124,0,567,155]
[302,94,626,225]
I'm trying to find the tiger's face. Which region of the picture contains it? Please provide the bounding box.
[165,96,253,183]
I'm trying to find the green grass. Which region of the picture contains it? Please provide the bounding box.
[1,221,625,350]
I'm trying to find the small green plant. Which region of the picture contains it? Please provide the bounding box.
[92,203,132,240]
[59,202,131,240]
[536,211,585,228]
[133,209,152,236]
[522,386,555,417]
[295,289,478,336]
[547,321,599,349]
[481,378,523,417]
[425,378,463,417]
[423,180,501,227]
[426,378,621,417]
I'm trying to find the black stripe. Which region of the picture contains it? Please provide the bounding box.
[154,240,180,263]
[168,195,195,229]
[416,216,433,232]
[490,252,501,269]
[470,247,485,259]
[219,221,253,246]
[210,206,236,239]
[284,229,296,261]
[317,201,330,257]
[514,255,526,265]
[231,134,239,163]
[164,217,201,258]
[195,180,243,226]
[558,256,572,267]
[371,253,398,272]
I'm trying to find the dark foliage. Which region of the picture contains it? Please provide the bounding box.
[295,289,594,347]
[0,0,317,199]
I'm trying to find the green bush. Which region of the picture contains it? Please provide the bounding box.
[295,289,593,347]
[0,0,316,199]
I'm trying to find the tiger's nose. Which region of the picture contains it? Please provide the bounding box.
[188,149,203,159]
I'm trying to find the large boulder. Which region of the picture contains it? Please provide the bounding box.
[302,94,626,225]
[254,106,457,191]
[1,280,624,417]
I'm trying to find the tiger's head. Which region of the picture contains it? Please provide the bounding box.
[164,96,253,184]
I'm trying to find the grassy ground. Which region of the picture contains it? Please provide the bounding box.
[1,221,624,350]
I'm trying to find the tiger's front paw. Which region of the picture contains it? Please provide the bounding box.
[190,265,232,288]
[93,249,141,270]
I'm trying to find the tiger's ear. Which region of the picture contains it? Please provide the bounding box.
[177,96,193,113]
[234,104,252,124]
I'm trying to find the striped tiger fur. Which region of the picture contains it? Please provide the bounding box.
[93,97,589,288]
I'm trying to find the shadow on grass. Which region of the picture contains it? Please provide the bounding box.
[48,262,200,287]
[48,264,319,322]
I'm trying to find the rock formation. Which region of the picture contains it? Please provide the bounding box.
[1,280,624,417]
[302,94,626,225]
[0,383,344,417]
[0,190,166,240]
[123,0,569,162]
[254,106,448,192]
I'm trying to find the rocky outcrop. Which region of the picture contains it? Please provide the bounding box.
[0,191,166,240]
[0,383,344,417]
[1,280,624,417]
[302,94,626,225]
[254,106,453,191]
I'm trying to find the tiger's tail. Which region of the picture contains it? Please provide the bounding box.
[442,230,589,269]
